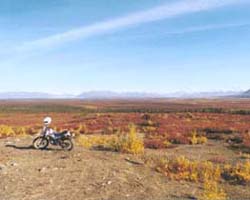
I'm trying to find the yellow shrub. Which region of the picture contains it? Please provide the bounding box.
[190,132,198,145]
[77,125,144,155]
[201,180,227,200]
[119,125,144,154]
[0,125,15,137]
[14,127,27,136]
[143,126,157,133]
[77,124,88,134]
[76,135,92,148]
[76,135,113,149]
[201,162,221,182]
[236,160,250,183]
[240,153,250,160]
[155,156,221,183]
[190,131,207,145]
[163,140,171,148]
[154,156,226,199]
[199,136,208,144]
[223,160,250,184]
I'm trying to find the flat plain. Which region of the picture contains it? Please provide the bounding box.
[1,98,250,200]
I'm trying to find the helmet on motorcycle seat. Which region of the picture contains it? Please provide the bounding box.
[43,117,52,126]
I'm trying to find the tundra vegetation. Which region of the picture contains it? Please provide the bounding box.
[0,99,250,199]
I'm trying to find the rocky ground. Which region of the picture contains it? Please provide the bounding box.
[0,136,200,200]
[0,136,250,200]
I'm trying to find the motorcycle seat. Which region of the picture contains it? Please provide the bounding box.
[53,131,69,138]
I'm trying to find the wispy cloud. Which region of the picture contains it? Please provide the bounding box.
[164,22,250,35]
[107,22,250,40]
[17,0,248,51]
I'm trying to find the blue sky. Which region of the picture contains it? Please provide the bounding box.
[0,0,250,94]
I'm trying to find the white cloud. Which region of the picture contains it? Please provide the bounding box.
[17,0,248,51]
[164,22,250,35]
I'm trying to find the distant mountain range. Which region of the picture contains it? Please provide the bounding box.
[0,90,244,99]
[76,91,165,99]
[238,89,250,98]
[77,91,243,99]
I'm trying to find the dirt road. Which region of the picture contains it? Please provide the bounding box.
[0,136,199,200]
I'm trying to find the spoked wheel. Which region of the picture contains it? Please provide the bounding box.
[60,139,73,151]
[33,136,49,150]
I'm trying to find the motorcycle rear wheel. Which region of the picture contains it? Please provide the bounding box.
[33,136,49,150]
[60,139,73,151]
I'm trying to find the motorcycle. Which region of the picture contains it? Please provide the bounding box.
[33,130,74,151]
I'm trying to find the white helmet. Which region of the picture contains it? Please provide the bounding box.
[43,117,52,126]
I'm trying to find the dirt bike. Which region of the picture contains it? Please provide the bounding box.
[33,130,74,151]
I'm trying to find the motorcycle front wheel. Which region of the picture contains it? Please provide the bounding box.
[60,139,73,151]
[33,136,49,150]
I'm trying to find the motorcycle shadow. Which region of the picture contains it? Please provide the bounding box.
[5,144,61,151]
